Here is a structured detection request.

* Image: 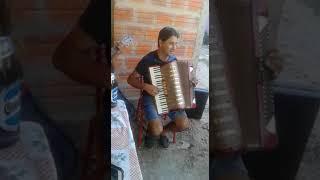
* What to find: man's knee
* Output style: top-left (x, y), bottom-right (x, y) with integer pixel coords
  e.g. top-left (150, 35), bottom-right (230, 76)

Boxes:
top-left (175, 117), bottom-right (190, 132)
top-left (147, 120), bottom-right (163, 136)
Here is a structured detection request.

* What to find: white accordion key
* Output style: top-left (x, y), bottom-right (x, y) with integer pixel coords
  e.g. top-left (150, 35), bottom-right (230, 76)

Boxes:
top-left (149, 66), bottom-right (168, 114)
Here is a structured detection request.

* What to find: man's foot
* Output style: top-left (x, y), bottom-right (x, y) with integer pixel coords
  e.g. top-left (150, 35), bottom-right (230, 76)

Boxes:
top-left (159, 135), bottom-right (169, 148)
top-left (144, 135), bottom-right (159, 148)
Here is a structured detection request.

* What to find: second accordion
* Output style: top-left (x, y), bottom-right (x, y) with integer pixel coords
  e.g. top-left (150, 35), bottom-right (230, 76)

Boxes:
top-left (211, 0), bottom-right (278, 153)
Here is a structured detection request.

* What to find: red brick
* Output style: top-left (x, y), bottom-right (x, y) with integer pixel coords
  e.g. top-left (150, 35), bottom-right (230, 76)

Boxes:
top-left (113, 24), bottom-right (126, 33)
top-left (113, 24), bottom-right (128, 41)
top-left (135, 42), bottom-right (153, 55)
top-left (126, 26), bottom-right (147, 40)
top-left (175, 15), bottom-right (197, 23)
top-left (135, 48), bottom-right (152, 56)
top-left (127, 57), bottom-right (141, 62)
top-left (181, 32), bottom-right (197, 41)
top-left (151, 0), bottom-right (168, 7)
top-left (189, 6), bottom-right (202, 11)
top-left (180, 39), bottom-right (197, 46)
top-left (126, 65), bottom-right (137, 72)
top-left (124, 28), bottom-right (145, 42)
top-left (185, 47), bottom-right (194, 57)
top-left (189, 0), bottom-right (203, 3)
top-left (135, 10), bottom-right (155, 24)
top-left (126, 57), bottom-right (141, 69)
top-left (174, 47), bottom-right (185, 56)
top-left (113, 34), bottom-right (122, 43)
top-left (170, 0), bottom-right (186, 8)
top-left (138, 17), bottom-right (155, 25)
top-left (156, 13), bottom-right (173, 25)
top-left (175, 22), bottom-right (199, 30)
top-left (174, 15), bottom-right (197, 27)
top-left (185, 47), bottom-right (194, 53)
top-left (189, 0), bottom-right (203, 7)
top-left (188, 0), bottom-right (203, 11)
top-left (114, 7), bottom-right (133, 21)
top-left (129, 0), bottom-right (145, 3)
top-left (174, 19), bottom-right (197, 29)
top-left (114, 32), bottom-right (127, 42)
top-left (145, 29), bottom-right (159, 41)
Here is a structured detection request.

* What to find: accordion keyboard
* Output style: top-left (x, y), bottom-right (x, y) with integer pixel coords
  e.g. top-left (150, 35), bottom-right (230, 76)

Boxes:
top-left (149, 66), bottom-right (169, 114)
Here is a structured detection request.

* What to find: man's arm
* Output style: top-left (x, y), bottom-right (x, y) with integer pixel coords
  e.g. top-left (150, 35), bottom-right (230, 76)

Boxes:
top-left (127, 71), bottom-right (144, 89)
top-left (52, 25), bottom-right (107, 88)
top-left (127, 70), bottom-right (158, 96)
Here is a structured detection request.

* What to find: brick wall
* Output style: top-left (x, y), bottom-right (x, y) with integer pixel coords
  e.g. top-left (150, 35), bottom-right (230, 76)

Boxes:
top-left (10, 0), bottom-right (93, 149)
top-left (112, 0), bottom-right (207, 101)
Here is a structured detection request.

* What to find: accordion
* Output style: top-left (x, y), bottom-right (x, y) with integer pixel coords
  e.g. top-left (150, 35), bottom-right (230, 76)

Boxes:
top-left (149, 61), bottom-right (195, 114)
top-left (211, 0), bottom-right (278, 152)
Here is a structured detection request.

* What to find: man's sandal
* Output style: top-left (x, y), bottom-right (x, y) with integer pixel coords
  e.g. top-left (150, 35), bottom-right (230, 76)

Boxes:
top-left (144, 135), bottom-right (159, 148)
top-left (159, 135), bottom-right (169, 148)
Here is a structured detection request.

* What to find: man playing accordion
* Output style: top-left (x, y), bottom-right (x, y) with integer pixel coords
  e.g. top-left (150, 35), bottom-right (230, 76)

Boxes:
top-left (127, 27), bottom-right (197, 148)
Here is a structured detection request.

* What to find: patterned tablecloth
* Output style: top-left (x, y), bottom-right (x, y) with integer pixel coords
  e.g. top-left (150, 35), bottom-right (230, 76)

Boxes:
top-left (111, 100), bottom-right (143, 180)
top-left (0, 121), bottom-right (58, 180)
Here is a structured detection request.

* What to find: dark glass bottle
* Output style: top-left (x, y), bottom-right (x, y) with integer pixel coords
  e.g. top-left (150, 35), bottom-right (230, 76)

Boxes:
top-left (0, 0), bottom-right (23, 148)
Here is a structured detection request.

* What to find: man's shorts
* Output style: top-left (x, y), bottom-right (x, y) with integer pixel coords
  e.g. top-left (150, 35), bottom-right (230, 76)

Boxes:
top-left (142, 95), bottom-right (187, 122)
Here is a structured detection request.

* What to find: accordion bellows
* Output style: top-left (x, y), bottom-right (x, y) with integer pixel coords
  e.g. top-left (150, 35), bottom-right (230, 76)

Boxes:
top-left (211, 0), bottom-right (277, 153)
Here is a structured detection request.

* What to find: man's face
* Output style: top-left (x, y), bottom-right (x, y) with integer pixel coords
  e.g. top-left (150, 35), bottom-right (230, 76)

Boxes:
top-left (159, 36), bottom-right (178, 56)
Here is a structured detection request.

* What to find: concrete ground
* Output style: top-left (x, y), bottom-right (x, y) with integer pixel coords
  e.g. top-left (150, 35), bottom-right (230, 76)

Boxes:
top-left (135, 45), bottom-right (209, 180)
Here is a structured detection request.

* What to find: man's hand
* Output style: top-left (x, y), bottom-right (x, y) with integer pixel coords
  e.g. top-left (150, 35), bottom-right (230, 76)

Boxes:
top-left (113, 41), bottom-right (126, 55)
top-left (112, 41), bottom-right (126, 70)
top-left (143, 83), bottom-right (158, 96)
top-left (264, 49), bottom-right (284, 79)
top-left (190, 76), bottom-right (198, 87)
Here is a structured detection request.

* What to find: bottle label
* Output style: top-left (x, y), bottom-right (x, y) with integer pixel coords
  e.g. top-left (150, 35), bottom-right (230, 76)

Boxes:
top-left (111, 87), bottom-right (118, 104)
top-left (0, 80), bottom-right (21, 132)
top-left (0, 36), bottom-right (14, 61)
top-left (111, 73), bottom-right (118, 104)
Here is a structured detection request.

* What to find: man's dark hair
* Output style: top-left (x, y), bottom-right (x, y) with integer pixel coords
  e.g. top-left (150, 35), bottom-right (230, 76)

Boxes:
top-left (158, 26), bottom-right (180, 47)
